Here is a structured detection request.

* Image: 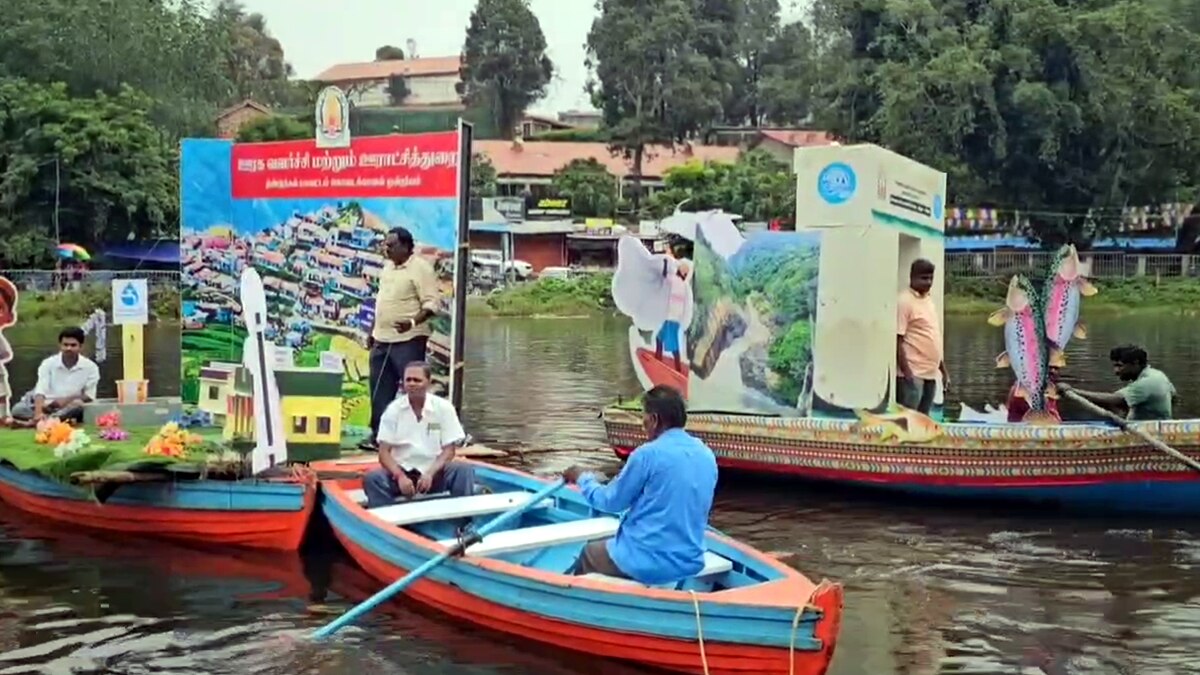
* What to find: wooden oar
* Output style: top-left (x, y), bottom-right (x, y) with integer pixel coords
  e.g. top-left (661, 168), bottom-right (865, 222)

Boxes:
top-left (309, 477), bottom-right (568, 640)
top-left (1060, 388), bottom-right (1200, 473)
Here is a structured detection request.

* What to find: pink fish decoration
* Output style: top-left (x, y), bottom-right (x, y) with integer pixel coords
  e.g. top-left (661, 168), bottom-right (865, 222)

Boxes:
top-left (988, 275), bottom-right (1059, 424)
top-left (1042, 245), bottom-right (1097, 367)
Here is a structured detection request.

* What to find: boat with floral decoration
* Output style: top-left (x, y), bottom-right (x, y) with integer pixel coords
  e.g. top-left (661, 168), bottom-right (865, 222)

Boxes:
top-left (0, 417), bottom-right (316, 550)
top-left (602, 145), bottom-right (1200, 516)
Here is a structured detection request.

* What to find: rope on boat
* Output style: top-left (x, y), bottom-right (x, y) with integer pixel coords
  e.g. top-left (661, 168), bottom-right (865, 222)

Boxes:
top-left (689, 589), bottom-right (811, 675)
top-left (687, 590), bottom-right (711, 675)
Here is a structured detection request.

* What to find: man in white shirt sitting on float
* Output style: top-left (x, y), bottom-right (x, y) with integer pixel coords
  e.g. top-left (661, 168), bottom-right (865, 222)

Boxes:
top-left (362, 361), bottom-right (475, 508)
top-left (10, 326), bottom-right (100, 426)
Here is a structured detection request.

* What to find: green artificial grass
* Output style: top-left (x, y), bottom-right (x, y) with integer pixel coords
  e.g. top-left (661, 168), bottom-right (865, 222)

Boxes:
top-left (0, 425), bottom-right (236, 484)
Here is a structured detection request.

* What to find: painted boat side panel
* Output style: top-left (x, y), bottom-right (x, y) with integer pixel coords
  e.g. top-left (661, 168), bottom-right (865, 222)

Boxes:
top-left (332, 527), bottom-right (842, 675)
top-left (0, 466), bottom-right (315, 550)
top-left (0, 465), bottom-right (307, 511)
top-left (613, 446), bottom-right (1200, 515)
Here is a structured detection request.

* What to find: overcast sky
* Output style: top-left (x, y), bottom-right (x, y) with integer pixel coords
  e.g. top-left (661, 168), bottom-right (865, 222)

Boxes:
top-left (239, 0), bottom-right (810, 115)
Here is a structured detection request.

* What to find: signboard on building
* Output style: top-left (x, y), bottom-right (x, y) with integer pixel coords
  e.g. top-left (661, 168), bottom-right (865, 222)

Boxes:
top-left (493, 197), bottom-right (526, 223)
top-left (526, 196), bottom-right (571, 219)
top-left (111, 279), bottom-right (149, 325)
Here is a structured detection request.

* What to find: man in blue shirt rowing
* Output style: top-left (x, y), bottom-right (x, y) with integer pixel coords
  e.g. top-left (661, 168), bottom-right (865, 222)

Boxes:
top-left (562, 385), bottom-right (718, 585)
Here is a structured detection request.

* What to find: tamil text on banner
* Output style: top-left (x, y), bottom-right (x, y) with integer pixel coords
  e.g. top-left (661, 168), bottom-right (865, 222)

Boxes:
top-left (179, 132), bottom-right (462, 436)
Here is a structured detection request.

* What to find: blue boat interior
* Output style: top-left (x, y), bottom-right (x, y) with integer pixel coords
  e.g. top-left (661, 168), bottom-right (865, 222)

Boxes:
top-left (346, 466), bottom-right (785, 593)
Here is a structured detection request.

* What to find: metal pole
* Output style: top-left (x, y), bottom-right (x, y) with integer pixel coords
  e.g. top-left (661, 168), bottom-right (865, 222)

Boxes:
top-left (54, 157), bottom-right (61, 244)
top-left (450, 120), bottom-right (474, 414)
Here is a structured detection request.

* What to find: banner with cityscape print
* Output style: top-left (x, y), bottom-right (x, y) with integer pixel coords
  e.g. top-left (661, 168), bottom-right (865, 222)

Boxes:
top-left (180, 132), bottom-right (462, 433)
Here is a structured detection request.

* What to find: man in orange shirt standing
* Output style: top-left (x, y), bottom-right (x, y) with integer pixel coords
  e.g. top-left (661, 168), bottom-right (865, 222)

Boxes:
top-left (896, 258), bottom-right (949, 414)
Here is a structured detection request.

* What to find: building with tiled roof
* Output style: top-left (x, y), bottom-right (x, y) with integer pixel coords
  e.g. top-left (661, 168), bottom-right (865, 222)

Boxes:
top-left (475, 139), bottom-right (742, 195)
top-left (314, 56), bottom-right (462, 108)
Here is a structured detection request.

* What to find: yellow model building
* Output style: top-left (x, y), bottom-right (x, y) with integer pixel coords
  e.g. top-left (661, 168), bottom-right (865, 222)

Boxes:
top-left (223, 364), bottom-right (344, 461)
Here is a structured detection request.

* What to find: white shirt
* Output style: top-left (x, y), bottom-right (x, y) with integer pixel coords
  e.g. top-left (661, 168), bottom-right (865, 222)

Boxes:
top-left (377, 393), bottom-right (465, 470)
top-left (34, 353), bottom-right (100, 401)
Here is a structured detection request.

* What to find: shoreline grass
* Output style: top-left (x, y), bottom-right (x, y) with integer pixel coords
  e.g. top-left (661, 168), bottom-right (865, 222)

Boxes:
top-left (479, 274), bottom-right (1200, 319)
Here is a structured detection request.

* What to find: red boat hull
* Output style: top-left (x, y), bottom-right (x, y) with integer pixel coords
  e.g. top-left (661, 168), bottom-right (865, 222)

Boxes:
top-left (0, 465), bottom-right (316, 551)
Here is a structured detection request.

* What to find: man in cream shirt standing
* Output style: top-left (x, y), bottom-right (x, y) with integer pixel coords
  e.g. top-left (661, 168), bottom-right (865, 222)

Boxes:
top-left (362, 361), bottom-right (475, 508)
top-left (364, 226), bottom-right (441, 450)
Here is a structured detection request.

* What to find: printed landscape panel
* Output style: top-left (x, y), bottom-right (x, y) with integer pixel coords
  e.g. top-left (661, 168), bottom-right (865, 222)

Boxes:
top-left (611, 217), bottom-right (822, 416)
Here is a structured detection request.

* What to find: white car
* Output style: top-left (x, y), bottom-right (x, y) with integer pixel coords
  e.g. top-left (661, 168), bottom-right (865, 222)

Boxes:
top-left (472, 250), bottom-right (533, 279)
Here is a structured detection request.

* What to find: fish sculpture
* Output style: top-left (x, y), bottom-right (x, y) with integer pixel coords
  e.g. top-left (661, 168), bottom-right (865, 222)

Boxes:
top-left (1042, 244), bottom-right (1097, 367)
top-left (853, 406), bottom-right (945, 444)
top-left (988, 275), bottom-right (1059, 424)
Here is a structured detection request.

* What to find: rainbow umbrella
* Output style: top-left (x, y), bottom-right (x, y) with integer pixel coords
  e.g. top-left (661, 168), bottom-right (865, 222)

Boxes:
top-left (56, 243), bottom-right (91, 261)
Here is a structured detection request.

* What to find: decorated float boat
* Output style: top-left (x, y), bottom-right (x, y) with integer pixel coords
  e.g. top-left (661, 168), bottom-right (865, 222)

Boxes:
top-left (320, 459), bottom-right (843, 675)
top-left (0, 413), bottom-right (317, 551)
top-left (601, 144), bottom-right (1200, 515)
top-left (0, 270), bottom-right (320, 550)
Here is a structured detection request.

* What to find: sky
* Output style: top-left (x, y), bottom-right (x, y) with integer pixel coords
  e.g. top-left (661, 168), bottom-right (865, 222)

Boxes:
top-left (239, 0), bottom-right (810, 116)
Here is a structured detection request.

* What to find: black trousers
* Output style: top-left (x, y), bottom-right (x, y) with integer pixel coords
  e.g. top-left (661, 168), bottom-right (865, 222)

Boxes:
top-left (368, 336), bottom-right (429, 440)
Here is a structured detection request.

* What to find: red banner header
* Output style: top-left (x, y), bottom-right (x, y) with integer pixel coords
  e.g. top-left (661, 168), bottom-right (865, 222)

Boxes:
top-left (230, 131), bottom-right (460, 200)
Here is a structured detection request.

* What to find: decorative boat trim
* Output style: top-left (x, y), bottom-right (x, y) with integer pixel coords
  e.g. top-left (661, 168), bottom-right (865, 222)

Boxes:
top-left (602, 406), bottom-right (1200, 490)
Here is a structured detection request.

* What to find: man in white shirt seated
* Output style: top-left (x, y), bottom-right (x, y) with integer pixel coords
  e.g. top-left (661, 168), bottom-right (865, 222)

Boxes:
top-left (362, 361), bottom-right (475, 508)
top-left (10, 327), bottom-right (100, 426)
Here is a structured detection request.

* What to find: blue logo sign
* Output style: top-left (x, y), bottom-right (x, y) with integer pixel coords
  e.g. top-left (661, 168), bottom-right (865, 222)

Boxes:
top-left (817, 162), bottom-right (857, 205)
top-left (932, 194), bottom-right (944, 222)
top-left (120, 282), bottom-right (140, 307)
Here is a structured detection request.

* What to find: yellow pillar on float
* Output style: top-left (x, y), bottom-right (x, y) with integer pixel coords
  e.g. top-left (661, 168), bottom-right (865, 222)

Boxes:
top-left (112, 279), bottom-right (150, 403)
top-left (123, 324), bottom-right (144, 381)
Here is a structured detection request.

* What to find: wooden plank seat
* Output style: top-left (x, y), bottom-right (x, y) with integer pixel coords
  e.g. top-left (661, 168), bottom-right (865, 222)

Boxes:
top-left (369, 491), bottom-right (551, 526)
top-left (436, 516), bottom-right (621, 556)
top-left (578, 551), bottom-right (734, 587)
top-left (346, 489), bottom-right (448, 506)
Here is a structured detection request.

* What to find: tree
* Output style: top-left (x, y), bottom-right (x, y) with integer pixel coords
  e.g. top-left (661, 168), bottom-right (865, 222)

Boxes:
top-left (0, 0), bottom-right (232, 135)
top-left (812, 0), bottom-right (1200, 245)
top-left (0, 79), bottom-right (178, 267)
top-left (375, 45), bottom-right (406, 60)
top-left (758, 21), bottom-right (817, 125)
top-left (587, 0), bottom-right (725, 212)
top-left (649, 150), bottom-right (794, 220)
top-left (386, 76), bottom-right (410, 106)
top-left (471, 152), bottom-right (499, 201)
top-left (458, 0), bottom-right (553, 139)
top-left (236, 115), bottom-right (312, 143)
top-left (551, 159), bottom-right (619, 218)
top-left (211, 0), bottom-right (303, 108)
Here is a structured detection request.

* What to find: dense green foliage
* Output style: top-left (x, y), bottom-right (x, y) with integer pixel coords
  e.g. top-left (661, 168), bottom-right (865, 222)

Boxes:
top-left (0, 0), bottom-right (301, 268)
top-left (459, 0), bottom-right (554, 140)
top-left (551, 159), bottom-right (620, 218)
top-left (810, 0), bottom-right (1200, 244)
top-left (0, 81), bottom-right (180, 267)
top-left (483, 274), bottom-right (615, 316)
top-left (649, 150), bottom-right (794, 220)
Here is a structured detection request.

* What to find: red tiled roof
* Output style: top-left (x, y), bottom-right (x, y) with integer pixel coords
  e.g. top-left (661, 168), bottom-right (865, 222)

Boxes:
top-left (314, 56), bottom-right (462, 83)
top-left (215, 100), bottom-right (271, 120)
top-left (759, 129), bottom-right (835, 147)
top-left (475, 140), bottom-right (742, 179)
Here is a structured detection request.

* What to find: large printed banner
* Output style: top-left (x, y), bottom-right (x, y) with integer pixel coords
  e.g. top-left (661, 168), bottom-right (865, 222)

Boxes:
top-left (180, 132), bottom-right (463, 430)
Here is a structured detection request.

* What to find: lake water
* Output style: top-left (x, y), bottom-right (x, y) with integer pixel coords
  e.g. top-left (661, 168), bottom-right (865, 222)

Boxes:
top-left (1, 314), bottom-right (1198, 674)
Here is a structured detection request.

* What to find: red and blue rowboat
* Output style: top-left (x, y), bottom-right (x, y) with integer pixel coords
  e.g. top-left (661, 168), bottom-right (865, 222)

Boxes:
top-left (320, 459), bottom-right (843, 675)
top-left (0, 465), bottom-right (316, 551)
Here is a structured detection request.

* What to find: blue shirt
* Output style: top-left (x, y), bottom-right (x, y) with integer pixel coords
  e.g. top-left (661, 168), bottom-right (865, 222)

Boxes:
top-left (577, 428), bottom-right (718, 585)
